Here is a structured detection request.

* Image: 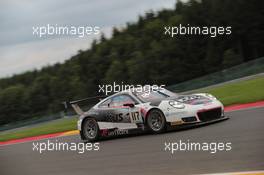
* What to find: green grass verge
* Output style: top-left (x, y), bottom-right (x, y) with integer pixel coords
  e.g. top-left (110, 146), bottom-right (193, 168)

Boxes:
top-left (0, 118), bottom-right (77, 142)
top-left (0, 76), bottom-right (263, 142)
top-left (197, 76), bottom-right (264, 106)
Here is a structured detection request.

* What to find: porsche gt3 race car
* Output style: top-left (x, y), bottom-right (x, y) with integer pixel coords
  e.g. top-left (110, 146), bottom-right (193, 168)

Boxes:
top-left (67, 86), bottom-right (228, 142)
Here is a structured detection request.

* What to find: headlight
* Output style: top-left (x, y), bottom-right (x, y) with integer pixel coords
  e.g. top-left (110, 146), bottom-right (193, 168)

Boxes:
top-left (205, 93), bottom-right (217, 100)
top-left (169, 101), bottom-right (185, 109)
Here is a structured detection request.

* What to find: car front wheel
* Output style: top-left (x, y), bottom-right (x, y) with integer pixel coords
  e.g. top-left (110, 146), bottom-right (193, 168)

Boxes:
top-left (146, 109), bottom-right (166, 133)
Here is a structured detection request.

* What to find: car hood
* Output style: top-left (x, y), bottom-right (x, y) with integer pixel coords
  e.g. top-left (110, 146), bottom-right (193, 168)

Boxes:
top-left (149, 95), bottom-right (212, 106)
top-left (171, 95), bottom-right (212, 105)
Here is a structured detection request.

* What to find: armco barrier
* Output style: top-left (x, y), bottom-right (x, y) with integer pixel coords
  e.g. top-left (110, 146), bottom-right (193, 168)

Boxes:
top-left (168, 57), bottom-right (264, 92)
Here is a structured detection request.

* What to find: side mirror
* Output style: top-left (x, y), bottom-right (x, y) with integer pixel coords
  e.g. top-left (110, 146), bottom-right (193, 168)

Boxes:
top-left (123, 103), bottom-right (135, 108)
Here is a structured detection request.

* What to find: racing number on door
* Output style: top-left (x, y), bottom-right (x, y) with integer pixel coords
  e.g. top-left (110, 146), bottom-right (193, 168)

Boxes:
top-left (131, 111), bottom-right (139, 121)
top-left (130, 111), bottom-right (141, 123)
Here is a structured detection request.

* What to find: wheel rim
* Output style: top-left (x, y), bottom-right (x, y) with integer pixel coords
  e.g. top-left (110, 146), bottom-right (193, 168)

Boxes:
top-left (148, 111), bottom-right (164, 131)
top-left (84, 119), bottom-right (98, 139)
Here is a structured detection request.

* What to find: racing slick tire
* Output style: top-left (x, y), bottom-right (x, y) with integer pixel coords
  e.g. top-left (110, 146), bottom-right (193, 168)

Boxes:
top-left (146, 109), bottom-right (166, 134)
top-left (81, 118), bottom-right (100, 142)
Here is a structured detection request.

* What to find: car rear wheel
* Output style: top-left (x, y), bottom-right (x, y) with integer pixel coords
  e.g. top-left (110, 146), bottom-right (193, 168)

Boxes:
top-left (146, 109), bottom-right (166, 133)
top-left (82, 118), bottom-right (100, 142)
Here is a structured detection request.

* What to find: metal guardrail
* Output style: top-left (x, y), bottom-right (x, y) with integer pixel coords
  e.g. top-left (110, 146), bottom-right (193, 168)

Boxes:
top-left (168, 57), bottom-right (264, 93)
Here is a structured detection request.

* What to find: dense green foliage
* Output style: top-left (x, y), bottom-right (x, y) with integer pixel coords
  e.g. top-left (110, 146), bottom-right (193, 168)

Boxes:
top-left (0, 0), bottom-right (264, 126)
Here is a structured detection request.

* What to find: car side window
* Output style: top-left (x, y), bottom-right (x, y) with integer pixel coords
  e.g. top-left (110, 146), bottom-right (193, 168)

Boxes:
top-left (109, 95), bottom-right (136, 108)
top-left (98, 99), bottom-right (111, 108)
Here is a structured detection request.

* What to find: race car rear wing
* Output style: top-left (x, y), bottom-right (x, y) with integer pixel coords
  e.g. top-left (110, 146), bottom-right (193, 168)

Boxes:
top-left (63, 96), bottom-right (108, 115)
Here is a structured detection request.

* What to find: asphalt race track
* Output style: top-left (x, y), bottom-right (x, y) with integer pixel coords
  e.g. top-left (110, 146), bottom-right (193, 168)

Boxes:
top-left (1, 107), bottom-right (263, 175)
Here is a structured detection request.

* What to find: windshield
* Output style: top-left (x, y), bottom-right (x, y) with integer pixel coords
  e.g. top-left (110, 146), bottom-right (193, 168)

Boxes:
top-left (133, 88), bottom-right (177, 102)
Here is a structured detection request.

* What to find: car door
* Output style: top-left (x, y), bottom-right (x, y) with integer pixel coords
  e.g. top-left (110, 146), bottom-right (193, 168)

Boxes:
top-left (98, 94), bottom-right (143, 124)
top-left (110, 94), bottom-right (143, 124)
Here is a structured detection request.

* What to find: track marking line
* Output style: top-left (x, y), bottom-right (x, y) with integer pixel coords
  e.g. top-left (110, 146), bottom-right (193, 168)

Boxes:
top-left (200, 170), bottom-right (264, 175)
top-left (224, 101), bottom-right (264, 112)
top-left (60, 130), bottom-right (79, 136)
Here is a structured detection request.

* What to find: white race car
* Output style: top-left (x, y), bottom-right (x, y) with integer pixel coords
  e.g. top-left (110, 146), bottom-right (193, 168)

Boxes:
top-left (68, 87), bottom-right (228, 141)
